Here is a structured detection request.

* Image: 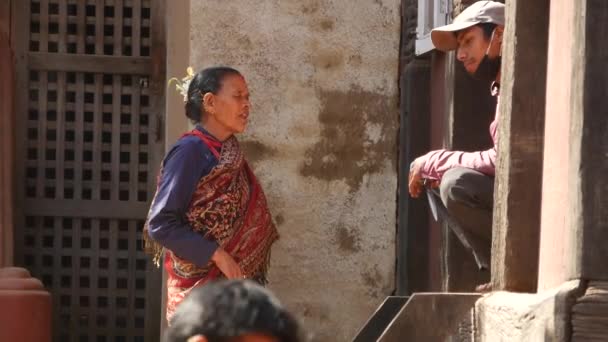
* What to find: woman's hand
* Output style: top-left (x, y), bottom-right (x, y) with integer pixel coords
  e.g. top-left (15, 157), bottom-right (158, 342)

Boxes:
top-left (211, 248), bottom-right (244, 279)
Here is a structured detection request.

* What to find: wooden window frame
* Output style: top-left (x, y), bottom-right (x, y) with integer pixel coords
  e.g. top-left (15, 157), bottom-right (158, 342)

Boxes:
top-left (416, 0), bottom-right (451, 55)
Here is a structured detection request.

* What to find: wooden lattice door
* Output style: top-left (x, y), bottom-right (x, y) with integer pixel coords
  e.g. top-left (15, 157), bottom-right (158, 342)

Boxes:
top-left (11, 0), bottom-right (166, 341)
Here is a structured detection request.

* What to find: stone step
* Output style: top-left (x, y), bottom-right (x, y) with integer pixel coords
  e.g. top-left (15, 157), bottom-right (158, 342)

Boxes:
top-left (0, 267), bottom-right (52, 342)
top-left (354, 293), bottom-right (480, 342)
top-left (352, 296), bottom-right (409, 342)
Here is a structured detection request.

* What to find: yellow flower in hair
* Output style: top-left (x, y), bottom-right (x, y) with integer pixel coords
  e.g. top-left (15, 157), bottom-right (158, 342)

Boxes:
top-left (168, 67), bottom-right (195, 102)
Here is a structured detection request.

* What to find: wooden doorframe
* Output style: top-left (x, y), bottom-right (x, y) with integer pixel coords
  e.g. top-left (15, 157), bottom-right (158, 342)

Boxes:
top-left (0, 0), bottom-right (15, 267)
top-left (9, 0), bottom-right (168, 339)
top-left (10, 0), bottom-right (29, 274)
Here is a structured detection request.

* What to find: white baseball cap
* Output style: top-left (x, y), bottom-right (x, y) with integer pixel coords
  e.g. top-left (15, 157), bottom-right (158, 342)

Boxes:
top-left (431, 1), bottom-right (505, 52)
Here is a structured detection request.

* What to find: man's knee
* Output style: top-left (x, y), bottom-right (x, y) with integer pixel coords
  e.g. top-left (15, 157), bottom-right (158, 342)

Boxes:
top-left (440, 168), bottom-right (470, 204)
top-left (440, 167), bottom-right (494, 208)
top-left (439, 168), bottom-right (494, 242)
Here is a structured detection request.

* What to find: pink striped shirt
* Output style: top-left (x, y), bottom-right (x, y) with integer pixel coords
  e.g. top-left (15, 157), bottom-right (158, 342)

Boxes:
top-left (420, 94), bottom-right (499, 180)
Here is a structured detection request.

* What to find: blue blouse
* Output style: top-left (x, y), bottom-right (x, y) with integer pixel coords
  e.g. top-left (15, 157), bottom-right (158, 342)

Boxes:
top-left (146, 126), bottom-right (220, 267)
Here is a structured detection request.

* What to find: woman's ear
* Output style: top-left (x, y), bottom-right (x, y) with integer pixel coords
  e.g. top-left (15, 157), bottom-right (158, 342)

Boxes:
top-left (203, 92), bottom-right (215, 116)
top-left (186, 335), bottom-right (208, 342)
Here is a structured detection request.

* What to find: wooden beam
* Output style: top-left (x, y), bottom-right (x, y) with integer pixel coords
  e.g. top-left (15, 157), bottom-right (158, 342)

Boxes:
top-left (149, 0), bottom-right (167, 338)
top-left (23, 199), bottom-right (149, 219)
top-left (0, 0), bottom-right (9, 39)
top-left (10, 0), bottom-right (30, 269)
top-left (29, 52), bottom-right (152, 74)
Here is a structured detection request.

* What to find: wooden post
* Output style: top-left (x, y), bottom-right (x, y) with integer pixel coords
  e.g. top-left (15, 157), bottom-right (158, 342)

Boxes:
top-left (163, 0), bottom-right (190, 336)
top-left (539, 0), bottom-right (608, 289)
top-left (398, 59), bottom-right (431, 295)
top-left (491, 0), bottom-right (550, 292)
top-left (540, 1), bottom-right (608, 339)
top-left (0, 0), bottom-right (14, 267)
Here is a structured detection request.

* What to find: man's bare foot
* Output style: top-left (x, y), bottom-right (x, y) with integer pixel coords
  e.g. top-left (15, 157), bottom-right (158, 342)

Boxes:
top-left (475, 282), bottom-right (492, 293)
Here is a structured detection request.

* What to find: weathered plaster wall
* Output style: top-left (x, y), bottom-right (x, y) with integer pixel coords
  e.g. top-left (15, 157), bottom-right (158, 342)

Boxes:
top-left (476, 280), bottom-right (582, 342)
top-left (189, 1), bottom-right (401, 341)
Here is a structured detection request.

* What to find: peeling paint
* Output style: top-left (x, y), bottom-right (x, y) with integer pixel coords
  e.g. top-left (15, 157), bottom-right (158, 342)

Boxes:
top-left (311, 49), bottom-right (344, 70)
top-left (240, 140), bottom-right (277, 165)
top-left (319, 18), bottom-right (335, 31)
top-left (362, 266), bottom-right (381, 288)
top-left (362, 265), bottom-right (384, 299)
top-left (301, 1), bottom-right (321, 15)
top-left (334, 224), bottom-right (362, 253)
top-left (299, 86), bottom-right (398, 192)
top-left (274, 213), bottom-right (285, 226)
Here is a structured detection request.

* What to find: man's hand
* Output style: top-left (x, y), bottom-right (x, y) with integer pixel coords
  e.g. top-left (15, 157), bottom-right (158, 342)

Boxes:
top-left (409, 157), bottom-right (440, 198)
top-left (408, 158), bottom-right (425, 198)
top-left (211, 248), bottom-right (244, 279)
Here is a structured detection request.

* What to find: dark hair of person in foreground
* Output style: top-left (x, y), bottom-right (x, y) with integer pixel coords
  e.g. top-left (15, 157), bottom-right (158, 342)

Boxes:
top-left (164, 280), bottom-right (301, 342)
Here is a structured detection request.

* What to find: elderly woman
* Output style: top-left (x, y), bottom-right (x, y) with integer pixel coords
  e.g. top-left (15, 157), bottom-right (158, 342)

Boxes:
top-left (144, 66), bottom-right (279, 322)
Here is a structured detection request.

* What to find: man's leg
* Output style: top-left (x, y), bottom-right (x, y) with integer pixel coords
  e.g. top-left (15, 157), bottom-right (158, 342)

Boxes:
top-left (440, 167), bottom-right (494, 243)
top-left (439, 167), bottom-right (494, 290)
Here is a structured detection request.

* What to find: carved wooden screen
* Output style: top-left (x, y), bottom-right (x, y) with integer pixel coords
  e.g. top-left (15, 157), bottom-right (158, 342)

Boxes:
top-left (11, 0), bottom-right (166, 341)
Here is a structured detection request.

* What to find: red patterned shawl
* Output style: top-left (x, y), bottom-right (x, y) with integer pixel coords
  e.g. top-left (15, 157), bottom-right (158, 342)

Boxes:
top-left (144, 129), bottom-right (279, 322)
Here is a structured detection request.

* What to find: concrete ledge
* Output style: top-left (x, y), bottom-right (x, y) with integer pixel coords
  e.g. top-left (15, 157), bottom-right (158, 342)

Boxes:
top-left (0, 267), bottom-right (31, 278)
top-left (0, 290), bottom-right (52, 341)
top-left (476, 280), bottom-right (583, 342)
top-left (379, 293), bottom-right (481, 342)
top-left (572, 281), bottom-right (608, 341)
top-left (0, 267), bottom-right (52, 341)
top-left (0, 277), bottom-right (44, 290)
top-left (352, 296), bottom-right (409, 342)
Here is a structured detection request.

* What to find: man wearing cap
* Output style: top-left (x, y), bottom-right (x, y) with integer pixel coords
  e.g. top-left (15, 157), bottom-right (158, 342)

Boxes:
top-left (408, 1), bottom-right (505, 292)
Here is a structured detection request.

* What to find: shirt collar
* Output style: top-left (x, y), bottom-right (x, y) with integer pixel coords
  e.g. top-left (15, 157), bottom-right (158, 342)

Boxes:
top-left (195, 124), bottom-right (222, 144)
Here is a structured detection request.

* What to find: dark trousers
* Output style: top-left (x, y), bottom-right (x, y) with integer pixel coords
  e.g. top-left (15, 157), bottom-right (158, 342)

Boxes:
top-left (439, 167), bottom-right (494, 268)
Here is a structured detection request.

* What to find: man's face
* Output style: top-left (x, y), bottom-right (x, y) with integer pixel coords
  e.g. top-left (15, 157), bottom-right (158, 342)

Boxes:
top-left (455, 26), bottom-right (491, 75)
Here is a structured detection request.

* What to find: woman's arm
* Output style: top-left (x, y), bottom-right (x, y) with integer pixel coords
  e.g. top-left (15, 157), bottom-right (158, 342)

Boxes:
top-left (147, 137), bottom-right (219, 267)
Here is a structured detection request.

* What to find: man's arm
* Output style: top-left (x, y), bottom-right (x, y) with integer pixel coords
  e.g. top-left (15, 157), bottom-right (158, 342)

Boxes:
top-left (419, 147), bottom-right (496, 180)
top-left (415, 108), bottom-right (499, 182)
top-left (409, 146), bottom-right (496, 198)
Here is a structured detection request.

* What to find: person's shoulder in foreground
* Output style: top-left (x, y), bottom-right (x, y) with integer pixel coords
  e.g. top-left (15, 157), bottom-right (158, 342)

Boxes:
top-left (164, 280), bottom-right (301, 342)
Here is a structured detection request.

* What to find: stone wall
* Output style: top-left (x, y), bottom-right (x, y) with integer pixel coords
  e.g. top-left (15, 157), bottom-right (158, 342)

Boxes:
top-left (453, 0), bottom-right (505, 17)
top-left (453, 0), bottom-right (480, 16)
top-left (188, 1), bottom-right (401, 340)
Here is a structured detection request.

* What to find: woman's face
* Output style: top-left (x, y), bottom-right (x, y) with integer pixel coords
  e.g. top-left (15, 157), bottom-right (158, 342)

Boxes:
top-left (206, 74), bottom-right (251, 136)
